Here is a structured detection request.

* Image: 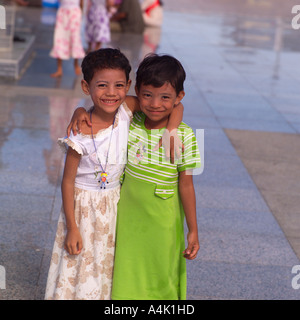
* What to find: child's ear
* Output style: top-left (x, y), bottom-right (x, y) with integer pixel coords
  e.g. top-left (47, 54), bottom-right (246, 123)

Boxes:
top-left (134, 85), bottom-right (139, 96)
top-left (175, 91), bottom-right (185, 105)
top-left (125, 79), bottom-right (132, 93)
top-left (81, 80), bottom-right (90, 96)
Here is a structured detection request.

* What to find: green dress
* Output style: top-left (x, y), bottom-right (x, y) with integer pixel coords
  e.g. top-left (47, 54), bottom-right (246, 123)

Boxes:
top-left (111, 112), bottom-right (201, 300)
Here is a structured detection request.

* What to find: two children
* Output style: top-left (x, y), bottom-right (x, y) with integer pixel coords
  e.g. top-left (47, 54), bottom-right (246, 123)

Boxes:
top-left (45, 48), bottom-right (200, 300)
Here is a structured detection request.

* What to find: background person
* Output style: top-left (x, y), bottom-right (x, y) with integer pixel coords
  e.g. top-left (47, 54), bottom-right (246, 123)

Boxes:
top-left (111, 0), bottom-right (145, 34)
top-left (141, 0), bottom-right (163, 27)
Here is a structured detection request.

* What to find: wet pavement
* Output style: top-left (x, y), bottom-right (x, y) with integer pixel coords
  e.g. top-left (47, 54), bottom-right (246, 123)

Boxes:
top-left (1, 0), bottom-right (300, 300)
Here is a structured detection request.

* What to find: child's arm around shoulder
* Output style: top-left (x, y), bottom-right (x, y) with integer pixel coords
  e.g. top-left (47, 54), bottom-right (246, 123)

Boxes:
top-left (125, 95), bottom-right (141, 114)
top-left (155, 102), bottom-right (184, 163)
top-left (65, 96), bottom-right (140, 137)
top-left (67, 107), bottom-right (92, 137)
top-left (179, 170), bottom-right (200, 260)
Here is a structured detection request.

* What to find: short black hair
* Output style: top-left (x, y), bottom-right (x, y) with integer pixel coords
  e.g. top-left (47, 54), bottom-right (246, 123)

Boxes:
top-left (135, 53), bottom-right (186, 95)
top-left (81, 48), bottom-right (132, 83)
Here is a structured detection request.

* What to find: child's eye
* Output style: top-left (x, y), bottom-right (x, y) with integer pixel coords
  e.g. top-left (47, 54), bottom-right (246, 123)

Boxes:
top-left (116, 83), bottom-right (125, 88)
top-left (143, 93), bottom-right (151, 98)
top-left (97, 83), bottom-right (106, 88)
top-left (162, 96), bottom-right (170, 100)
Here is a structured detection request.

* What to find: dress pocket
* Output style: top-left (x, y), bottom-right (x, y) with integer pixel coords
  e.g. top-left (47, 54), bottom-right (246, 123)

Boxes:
top-left (154, 185), bottom-right (175, 200)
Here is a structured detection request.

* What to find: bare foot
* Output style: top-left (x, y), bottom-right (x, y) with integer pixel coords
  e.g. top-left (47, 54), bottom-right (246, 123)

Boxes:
top-left (50, 71), bottom-right (63, 78)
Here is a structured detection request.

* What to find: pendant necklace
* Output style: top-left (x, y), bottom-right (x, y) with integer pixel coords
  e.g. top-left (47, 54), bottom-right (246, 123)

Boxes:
top-left (90, 108), bottom-right (116, 189)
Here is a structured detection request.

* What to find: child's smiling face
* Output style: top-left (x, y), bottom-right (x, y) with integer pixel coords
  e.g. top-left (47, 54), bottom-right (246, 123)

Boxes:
top-left (136, 82), bottom-right (184, 129)
top-left (82, 68), bottom-right (131, 116)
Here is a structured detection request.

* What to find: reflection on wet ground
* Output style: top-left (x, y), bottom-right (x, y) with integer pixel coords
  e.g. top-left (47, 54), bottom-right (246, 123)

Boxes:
top-left (1, 0), bottom-right (300, 300)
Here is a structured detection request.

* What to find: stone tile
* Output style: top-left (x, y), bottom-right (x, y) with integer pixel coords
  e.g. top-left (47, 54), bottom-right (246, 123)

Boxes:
top-left (0, 194), bottom-right (53, 220)
top-left (195, 184), bottom-right (270, 213)
top-left (200, 128), bottom-right (237, 156)
top-left (0, 217), bottom-right (52, 249)
top-left (218, 117), bottom-right (296, 133)
top-left (196, 207), bottom-right (284, 236)
top-left (0, 243), bottom-right (45, 300)
top-left (183, 115), bottom-right (220, 130)
top-left (197, 228), bottom-right (298, 266)
top-left (187, 261), bottom-right (300, 300)
top-left (194, 153), bottom-right (255, 189)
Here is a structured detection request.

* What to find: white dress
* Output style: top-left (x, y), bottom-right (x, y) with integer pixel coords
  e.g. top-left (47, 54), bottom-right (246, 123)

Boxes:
top-left (50, 0), bottom-right (85, 60)
top-left (85, 0), bottom-right (111, 44)
top-left (45, 104), bottom-right (132, 300)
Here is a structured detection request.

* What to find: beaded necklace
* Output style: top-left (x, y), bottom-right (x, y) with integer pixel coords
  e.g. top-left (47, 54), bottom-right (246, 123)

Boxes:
top-left (90, 108), bottom-right (116, 189)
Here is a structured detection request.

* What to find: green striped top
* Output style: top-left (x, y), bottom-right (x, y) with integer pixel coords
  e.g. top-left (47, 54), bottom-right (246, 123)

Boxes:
top-left (125, 112), bottom-right (201, 199)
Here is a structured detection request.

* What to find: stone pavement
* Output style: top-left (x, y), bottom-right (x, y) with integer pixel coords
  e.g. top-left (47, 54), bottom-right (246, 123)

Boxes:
top-left (0, 0), bottom-right (300, 300)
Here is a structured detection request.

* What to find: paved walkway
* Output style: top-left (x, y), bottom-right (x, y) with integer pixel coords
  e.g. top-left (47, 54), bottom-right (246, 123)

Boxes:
top-left (0, 0), bottom-right (300, 300)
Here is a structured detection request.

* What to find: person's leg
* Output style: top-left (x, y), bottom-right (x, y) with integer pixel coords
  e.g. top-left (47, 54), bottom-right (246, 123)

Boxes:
top-left (74, 59), bottom-right (82, 75)
top-left (86, 42), bottom-right (92, 54)
top-left (94, 41), bottom-right (102, 51)
top-left (50, 58), bottom-right (63, 78)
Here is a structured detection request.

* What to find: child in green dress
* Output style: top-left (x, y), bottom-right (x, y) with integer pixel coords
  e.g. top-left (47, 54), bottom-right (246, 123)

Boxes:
top-left (111, 54), bottom-right (201, 300)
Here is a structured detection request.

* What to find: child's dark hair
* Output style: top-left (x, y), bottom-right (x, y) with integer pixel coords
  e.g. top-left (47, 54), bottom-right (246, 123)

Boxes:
top-left (81, 48), bottom-right (132, 83)
top-left (135, 53), bottom-right (186, 95)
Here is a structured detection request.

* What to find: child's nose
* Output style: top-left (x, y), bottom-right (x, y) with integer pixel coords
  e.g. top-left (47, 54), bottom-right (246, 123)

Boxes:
top-left (151, 97), bottom-right (160, 108)
top-left (107, 85), bottom-right (116, 95)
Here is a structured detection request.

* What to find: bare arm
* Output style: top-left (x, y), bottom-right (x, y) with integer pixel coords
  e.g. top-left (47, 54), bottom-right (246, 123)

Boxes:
top-left (166, 102), bottom-right (184, 132)
top-left (66, 95), bottom-right (139, 137)
top-left (66, 107), bottom-right (91, 137)
top-left (125, 95), bottom-right (141, 114)
top-left (178, 170), bottom-right (199, 260)
top-left (155, 102), bottom-right (184, 163)
top-left (61, 147), bottom-right (83, 255)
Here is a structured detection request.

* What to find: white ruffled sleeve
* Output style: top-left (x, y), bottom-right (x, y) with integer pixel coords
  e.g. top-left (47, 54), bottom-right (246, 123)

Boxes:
top-left (57, 131), bottom-right (86, 155)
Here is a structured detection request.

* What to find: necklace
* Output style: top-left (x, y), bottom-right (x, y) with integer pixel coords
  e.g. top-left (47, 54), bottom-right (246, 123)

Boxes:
top-left (90, 108), bottom-right (116, 189)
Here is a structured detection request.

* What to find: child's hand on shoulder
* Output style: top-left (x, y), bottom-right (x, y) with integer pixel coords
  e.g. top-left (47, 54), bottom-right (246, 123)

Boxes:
top-left (154, 129), bottom-right (184, 164)
top-left (183, 231), bottom-right (199, 260)
top-left (67, 107), bottom-right (91, 137)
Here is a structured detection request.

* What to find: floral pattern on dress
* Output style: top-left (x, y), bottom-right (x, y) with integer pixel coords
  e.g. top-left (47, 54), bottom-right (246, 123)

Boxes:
top-left (45, 186), bottom-right (120, 300)
top-left (50, 7), bottom-right (85, 60)
top-left (85, 2), bottom-right (111, 44)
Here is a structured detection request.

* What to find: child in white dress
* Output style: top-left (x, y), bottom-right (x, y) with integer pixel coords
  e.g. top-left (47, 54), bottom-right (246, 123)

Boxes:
top-left (45, 48), bottom-right (136, 300)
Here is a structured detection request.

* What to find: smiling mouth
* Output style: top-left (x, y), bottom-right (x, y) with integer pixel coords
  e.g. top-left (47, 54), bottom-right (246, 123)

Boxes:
top-left (102, 99), bottom-right (119, 105)
top-left (147, 109), bottom-right (163, 113)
